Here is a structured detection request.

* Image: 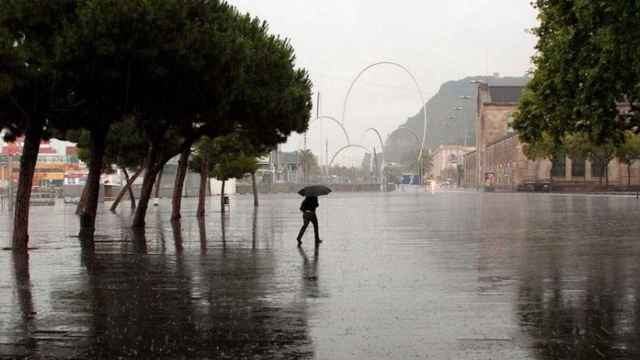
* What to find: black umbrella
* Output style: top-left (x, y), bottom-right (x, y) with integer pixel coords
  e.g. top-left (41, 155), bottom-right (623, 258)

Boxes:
top-left (298, 185), bottom-right (332, 197)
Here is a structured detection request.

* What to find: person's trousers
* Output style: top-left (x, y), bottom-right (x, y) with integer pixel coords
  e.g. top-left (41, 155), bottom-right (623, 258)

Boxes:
top-left (297, 211), bottom-right (319, 242)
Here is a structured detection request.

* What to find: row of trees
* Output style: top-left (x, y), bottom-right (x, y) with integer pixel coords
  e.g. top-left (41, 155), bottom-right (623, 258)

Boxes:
top-left (0, 0), bottom-right (313, 253)
top-left (523, 131), bottom-right (640, 185)
top-left (514, 1), bottom-right (640, 181)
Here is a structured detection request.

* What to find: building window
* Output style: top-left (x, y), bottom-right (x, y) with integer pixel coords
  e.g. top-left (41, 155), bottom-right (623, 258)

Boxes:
top-left (551, 154), bottom-right (566, 178)
top-left (571, 157), bottom-right (586, 177)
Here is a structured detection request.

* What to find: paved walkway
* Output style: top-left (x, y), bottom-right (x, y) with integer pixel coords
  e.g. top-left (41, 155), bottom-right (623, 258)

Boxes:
top-left (1, 192), bottom-right (640, 359)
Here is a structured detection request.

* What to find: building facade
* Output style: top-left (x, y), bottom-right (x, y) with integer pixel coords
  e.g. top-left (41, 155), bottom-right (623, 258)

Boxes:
top-left (464, 82), bottom-right (640, 190)
top-left (1, 140), bottom-right (67, 187)
top-left (430, 144), bottom-right (474, 182)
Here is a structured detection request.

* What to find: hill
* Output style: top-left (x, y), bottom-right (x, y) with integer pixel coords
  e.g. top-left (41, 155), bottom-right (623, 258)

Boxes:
top-left (384, 75), bottom-right (529, 162)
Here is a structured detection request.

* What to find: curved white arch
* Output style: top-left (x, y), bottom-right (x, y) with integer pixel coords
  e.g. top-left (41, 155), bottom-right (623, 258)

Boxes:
top-left (328, 144), bottom-right (370, 168)
top-left (341, 61), bottom-right (428, 161)
top-left (363, 127), bottom-right (385, 152)
top-left (310, 115), bottom-right (351, 145)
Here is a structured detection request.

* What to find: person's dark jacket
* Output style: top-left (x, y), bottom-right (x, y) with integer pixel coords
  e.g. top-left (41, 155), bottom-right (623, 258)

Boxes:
top-left (300, 196), bottom-right (319, 212)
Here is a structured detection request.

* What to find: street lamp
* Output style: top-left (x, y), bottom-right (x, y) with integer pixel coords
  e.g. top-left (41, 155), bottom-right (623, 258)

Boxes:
top-left (470, 80), bottom-right (487, 189)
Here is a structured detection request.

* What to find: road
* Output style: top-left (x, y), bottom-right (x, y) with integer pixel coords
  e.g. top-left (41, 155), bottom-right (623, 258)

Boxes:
top-left (1, 192), bottom-right (639, 359)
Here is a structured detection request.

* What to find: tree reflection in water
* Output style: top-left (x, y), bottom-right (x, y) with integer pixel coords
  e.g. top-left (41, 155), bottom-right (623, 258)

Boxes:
top-left (7, 210), bottom-right (316, 359)
top-left (516, 196), bottom-right (640, 359)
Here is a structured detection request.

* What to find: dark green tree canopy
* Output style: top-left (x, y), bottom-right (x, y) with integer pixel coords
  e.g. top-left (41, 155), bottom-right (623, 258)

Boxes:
top-left (68, 117), bottom-right (147, 171)
top-left (514, 0), bottom-right (640, 146)
top-left (0, 0), bottom-right (77, 140)
top-left (228, 16), bottom-right (313, 149)
top-left (212, 134), bottom-right (258, 181)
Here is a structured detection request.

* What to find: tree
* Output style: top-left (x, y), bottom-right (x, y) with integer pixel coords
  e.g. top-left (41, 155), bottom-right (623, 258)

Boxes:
top-left (565, 133), bottom-right (617, 185)
top-left (0, 0), bottom-right (77, 252)
top-left (298, 149), bottom-right (320, 183)
top-left (209, 134), bottom-right (258, 214)
top-left (189, 137), bottom-right (216, 218)
top-left (401, 148), bottom-right (433, 178)
top-left (522, 132), bottom-right (561, 161)
top-left (127, 0), bottom-right (249, 228)
top-left (68, 117), bottom-right (147, 212)
top-left (513, 1), bottom-right (640, 147)
top-left (616, 131), bottom-right (640, 186)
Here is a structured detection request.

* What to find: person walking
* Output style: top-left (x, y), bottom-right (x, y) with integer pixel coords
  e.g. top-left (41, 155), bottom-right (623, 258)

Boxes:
top-left (297, 196), bottom-right (321, 246)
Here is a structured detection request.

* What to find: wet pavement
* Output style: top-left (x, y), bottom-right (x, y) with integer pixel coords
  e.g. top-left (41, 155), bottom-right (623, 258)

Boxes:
top-left (1, 192), bottom-right (640, 359)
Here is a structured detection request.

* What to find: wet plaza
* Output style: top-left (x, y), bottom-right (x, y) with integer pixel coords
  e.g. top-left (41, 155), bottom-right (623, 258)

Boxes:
top-left (1, 192), bottom-right (640, 359)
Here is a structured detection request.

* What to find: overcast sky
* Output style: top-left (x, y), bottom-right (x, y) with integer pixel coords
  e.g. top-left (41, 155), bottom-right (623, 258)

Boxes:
top-left (229, 0), bottom-right (538, 166)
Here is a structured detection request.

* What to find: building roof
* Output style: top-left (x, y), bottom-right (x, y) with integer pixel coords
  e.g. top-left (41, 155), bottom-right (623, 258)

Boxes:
top-left (488, 86), bottom-right (524, 104)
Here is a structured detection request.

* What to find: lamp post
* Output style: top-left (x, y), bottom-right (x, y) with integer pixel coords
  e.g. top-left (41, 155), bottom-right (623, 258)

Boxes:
top-left (470, 80), bottom-right (488, 189)
top-left (458, 95), bottom-right (471, 146)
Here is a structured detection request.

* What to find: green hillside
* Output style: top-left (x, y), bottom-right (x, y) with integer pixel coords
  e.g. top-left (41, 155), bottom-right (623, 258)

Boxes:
top-left (384, 75), bottom-right (528, 162)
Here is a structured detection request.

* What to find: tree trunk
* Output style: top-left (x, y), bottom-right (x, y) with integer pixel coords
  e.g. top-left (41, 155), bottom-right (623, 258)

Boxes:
top-left (628, 163), bottom-right (632, 187)
top-left (79, 129), bottom-right (108, 239)
top-left (110, 167), bottom-right (142, 212)
top-left (196, 153), bottom-right (208, 218)
top-left (75, 183), bottom-right (89, 215)
top-left (170, 148), bottom-right (190, 221)
top-left (12, 122), bottom-right (43, 253)
top-left (155, 166), bottom-right (164, 197)
top-left (123, 168), bottom-right (137, 209)
top-left (251, 172), bottom-right (259, 207)
top-left (131, 146), bottom-right (161, 229)
top-left (605, 163), bottom-right (609, 186)
top-left (220, 180), bottom-right (226, 213)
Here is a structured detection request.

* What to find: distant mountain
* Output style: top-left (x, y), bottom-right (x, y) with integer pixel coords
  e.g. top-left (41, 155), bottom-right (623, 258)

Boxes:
top-left (384, 75), bottom-right (529, 162)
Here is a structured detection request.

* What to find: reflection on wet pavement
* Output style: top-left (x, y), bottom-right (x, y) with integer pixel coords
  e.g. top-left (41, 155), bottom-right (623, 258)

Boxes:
top-left (1, 193), bottom-right (639, 359)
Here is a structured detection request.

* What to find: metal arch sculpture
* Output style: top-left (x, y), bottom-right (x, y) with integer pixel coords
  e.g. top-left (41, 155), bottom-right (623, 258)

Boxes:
top-left (310, 115), bottom-right (351, 145)
top-left (341, 61), bottom-right (429, 158)
top-left (328, 144), bottom-right (371, 169)
top-left (363, 128), bottom-right (385, 152)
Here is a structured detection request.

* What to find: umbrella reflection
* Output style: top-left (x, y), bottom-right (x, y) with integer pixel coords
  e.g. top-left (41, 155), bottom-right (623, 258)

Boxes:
top-left (297, 246), bottom-right (325, 299)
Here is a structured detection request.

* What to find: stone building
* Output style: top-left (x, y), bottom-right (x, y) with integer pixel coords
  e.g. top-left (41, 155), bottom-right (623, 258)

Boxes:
top-left (464, 82), bottom-right (640, 190)
top-left (430, 144), bottom-right (474, 182)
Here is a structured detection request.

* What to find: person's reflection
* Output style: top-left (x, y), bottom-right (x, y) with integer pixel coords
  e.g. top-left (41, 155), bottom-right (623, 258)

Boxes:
top-left (297, 246), bottom-right (323, 299)
top-left (197, 216), bottom-right (207, 254)
top-left (171, 220), bottom-right (184, 255)
top-left (12, 252), bottom-right (36, 349)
